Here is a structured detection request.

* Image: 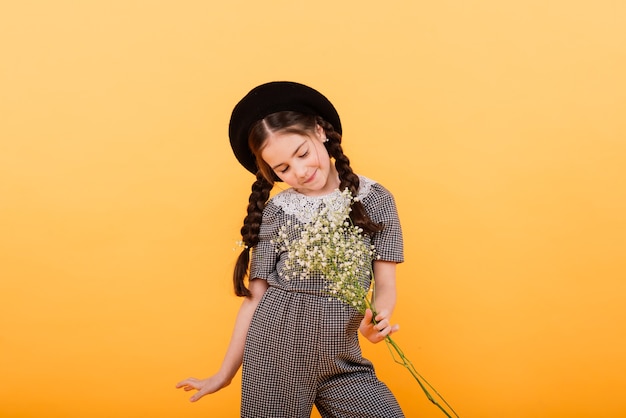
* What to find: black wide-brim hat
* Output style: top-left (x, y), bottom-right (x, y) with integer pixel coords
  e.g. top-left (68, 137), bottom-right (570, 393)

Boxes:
top-left (228, 81), bottom-right (342, 175)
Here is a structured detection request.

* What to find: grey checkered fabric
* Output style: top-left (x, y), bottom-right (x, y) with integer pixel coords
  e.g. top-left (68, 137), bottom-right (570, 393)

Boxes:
top-left (242, 177), bottom-right (405, 418)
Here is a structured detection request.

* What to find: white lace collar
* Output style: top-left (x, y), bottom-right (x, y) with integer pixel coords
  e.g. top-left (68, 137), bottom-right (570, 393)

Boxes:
top-left (271, 176), bottom-right (375, 223)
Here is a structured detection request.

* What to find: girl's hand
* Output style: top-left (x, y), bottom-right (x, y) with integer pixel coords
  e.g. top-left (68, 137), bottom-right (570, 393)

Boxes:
top-left (359, 308), bottom-right (400, 344)
top-left (175, 375), bottom-right (230, 402)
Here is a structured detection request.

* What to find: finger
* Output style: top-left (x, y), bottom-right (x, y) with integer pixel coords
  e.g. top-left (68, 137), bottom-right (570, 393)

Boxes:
top-left (374, 310), bottom-right (389, 322)
top-left (189, 389), bottom-right (202, 402)
top-left (376, 329), bottom-right (389, 341)
top-left (363, 308), bottom-right (373, 323)
top-left (383, 321), bottom-right (399, 335)
top-left (190, 387), bottom-right (210, 402)
top-left (375, 319), bottom-right (389, 332)
top-left (360, 311), bottom-right (374, 329)
top-left (176, 378), bottom-right (197, 388)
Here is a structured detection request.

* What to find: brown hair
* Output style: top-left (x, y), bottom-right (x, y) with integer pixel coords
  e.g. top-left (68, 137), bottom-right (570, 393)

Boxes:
top-left (232, 111), bottom-right (382, 297)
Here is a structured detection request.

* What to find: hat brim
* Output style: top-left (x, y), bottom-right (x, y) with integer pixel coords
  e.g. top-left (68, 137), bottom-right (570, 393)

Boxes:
top-left (228, 81), bottom-right (342, 175)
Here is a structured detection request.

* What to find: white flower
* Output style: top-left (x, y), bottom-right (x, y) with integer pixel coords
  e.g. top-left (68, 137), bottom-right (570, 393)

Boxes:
top-left (272, 188), bottom-right (377, 312)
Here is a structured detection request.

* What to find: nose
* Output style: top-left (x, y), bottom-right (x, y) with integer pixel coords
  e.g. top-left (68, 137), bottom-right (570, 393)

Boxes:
top-left (293, 162), bottom-right (308, 179)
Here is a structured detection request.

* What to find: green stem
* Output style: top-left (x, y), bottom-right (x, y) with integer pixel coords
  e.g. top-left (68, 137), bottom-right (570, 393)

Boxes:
top-left (365, 298), bottom-right (460, 418)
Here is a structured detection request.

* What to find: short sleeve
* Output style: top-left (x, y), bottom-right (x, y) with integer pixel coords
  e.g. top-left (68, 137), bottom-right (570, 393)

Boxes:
top-left (249, 201), bottom-right (281, 281)
top-left (362, 182), bottom-right (404, 263)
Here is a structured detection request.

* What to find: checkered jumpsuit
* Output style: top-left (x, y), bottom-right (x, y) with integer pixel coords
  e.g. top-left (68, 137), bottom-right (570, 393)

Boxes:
top-left (242, 176), bottom-right (405, 418)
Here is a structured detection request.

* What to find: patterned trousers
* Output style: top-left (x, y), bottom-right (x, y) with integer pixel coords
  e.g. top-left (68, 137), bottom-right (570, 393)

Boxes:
top-left (241, 286), bottom-right (404, 418)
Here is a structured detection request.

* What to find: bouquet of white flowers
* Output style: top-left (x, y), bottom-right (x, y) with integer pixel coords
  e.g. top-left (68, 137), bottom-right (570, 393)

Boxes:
top-left (272, 188), bottom-right (459, 418)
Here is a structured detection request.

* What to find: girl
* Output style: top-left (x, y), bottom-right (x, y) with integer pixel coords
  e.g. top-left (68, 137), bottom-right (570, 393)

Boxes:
top-left (177, 81), bottom-right (405, 417)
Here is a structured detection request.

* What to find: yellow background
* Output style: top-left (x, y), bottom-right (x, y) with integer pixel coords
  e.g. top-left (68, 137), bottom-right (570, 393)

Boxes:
top-left (1, 1), bottom-right (625, 417)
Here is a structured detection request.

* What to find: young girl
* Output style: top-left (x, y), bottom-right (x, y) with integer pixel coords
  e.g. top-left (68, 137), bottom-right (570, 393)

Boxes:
top-left (177, 81), bottom-right (405, 417)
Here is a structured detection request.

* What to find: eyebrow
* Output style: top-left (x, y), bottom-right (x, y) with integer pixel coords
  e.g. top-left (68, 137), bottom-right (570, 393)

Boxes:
top-left (271, 141), bottom-right (307, 170)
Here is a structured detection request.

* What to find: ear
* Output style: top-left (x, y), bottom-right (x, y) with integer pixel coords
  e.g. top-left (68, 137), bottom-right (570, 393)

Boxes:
top-left (315, 124), bottom-right (326, 142)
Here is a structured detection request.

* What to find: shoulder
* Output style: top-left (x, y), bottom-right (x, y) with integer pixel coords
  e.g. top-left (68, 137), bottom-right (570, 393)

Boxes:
top-left (257, 193), bottom-right (286, 232)
top-left (261, 195), bottom-right (283, 221)
top-left (357, 175), bottom-right (401, 225)
top-left (357, 175), bottom-right (396, 205)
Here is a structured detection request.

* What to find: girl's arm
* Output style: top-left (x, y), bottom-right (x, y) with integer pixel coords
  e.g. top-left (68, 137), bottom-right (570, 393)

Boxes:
top-left (359, 260), bottom-right (400, 344)
top-left (176, 277), bottom-right (268, 402)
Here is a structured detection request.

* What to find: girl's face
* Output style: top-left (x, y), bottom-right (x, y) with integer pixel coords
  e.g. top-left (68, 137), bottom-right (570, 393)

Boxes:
top-left (260, 124), bottom-right (339, 196)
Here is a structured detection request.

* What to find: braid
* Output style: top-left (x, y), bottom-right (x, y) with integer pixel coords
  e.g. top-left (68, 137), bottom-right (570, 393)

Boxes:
top-left (233, 172), bottom-right (273, 297)
top-left (317, 117), bottom-right (383, 235)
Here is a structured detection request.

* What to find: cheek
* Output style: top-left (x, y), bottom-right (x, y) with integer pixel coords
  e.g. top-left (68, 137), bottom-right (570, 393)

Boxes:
top-left (271, 168), bottom-right (295, 184)
top-left (314, 145), bottom-right (331, 167)
top-left (275, 172), bottom-right (289, 183)
top-left (280, 176), bottom-right (300, 188)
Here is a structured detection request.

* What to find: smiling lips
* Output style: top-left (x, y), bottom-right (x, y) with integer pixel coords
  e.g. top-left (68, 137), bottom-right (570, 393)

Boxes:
top-left (303, 170), bottom-right (317, 184)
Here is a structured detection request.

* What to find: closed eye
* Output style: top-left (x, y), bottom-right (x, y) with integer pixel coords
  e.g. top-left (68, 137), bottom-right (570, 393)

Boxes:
top-left (278, 149), bottom-right (309, 173)
top-left (270, 140), bottom-right (310, 174)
